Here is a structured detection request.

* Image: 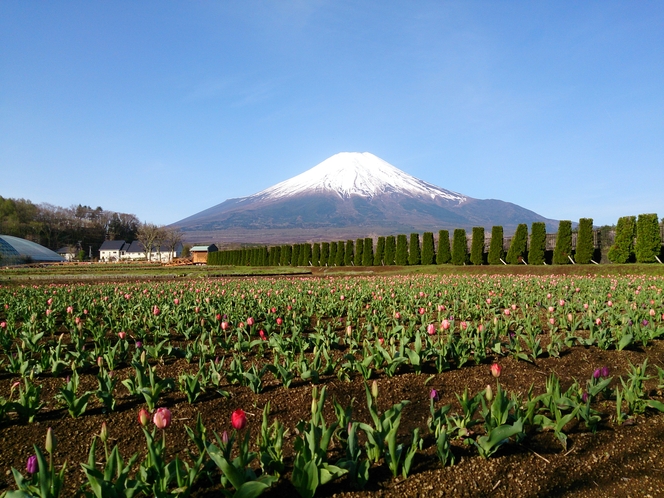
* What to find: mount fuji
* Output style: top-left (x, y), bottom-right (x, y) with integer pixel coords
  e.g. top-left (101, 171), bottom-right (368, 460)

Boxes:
top-left (173, 152), bottom-right (558, 245)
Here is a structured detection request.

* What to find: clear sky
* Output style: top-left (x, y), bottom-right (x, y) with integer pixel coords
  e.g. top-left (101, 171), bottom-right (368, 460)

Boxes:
top-left (1, 1), bottom-right (663, 227)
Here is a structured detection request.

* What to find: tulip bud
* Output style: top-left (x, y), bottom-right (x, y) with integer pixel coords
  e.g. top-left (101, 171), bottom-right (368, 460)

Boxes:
top-left (485, 384), bottom-right (493, 402)
top-left (100, 422), bottom-right (108, 443)
top-left (430, 388), bottom-right (439, 401)
top-left (371, 380), bottom-right (378, 399)
top-left (26, 455), bottom-right (38, 474)
top-left (138, 408), bottom-right (150, 427)
top-left (45, 427), bottom-right (56, 454)
top-left (221, 430), bottom-right (229, 445)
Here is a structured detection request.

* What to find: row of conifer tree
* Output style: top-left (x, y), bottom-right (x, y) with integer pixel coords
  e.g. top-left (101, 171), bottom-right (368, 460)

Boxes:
top-left (207, 214), bottom-right (662, 267)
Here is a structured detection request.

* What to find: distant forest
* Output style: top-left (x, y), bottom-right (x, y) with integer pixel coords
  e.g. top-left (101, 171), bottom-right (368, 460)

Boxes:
top-left (0, 195), bottom-right (140, 256)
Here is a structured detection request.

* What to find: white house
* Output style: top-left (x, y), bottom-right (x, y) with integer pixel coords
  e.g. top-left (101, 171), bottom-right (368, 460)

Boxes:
top-left (99, 240), bottom-right (128, 262)
top-left (123, 240), bottom-right (183, 262)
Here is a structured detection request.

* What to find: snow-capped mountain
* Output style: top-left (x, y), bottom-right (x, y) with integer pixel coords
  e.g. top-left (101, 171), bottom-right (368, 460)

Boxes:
top-left (172, 152), bottom-right (558, 245)
top-left (248, 152), bottom-right (466, 202)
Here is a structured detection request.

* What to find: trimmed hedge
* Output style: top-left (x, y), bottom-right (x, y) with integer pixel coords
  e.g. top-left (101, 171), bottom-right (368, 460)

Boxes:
top-left (488, 226), bottom-right (504, 265)
top-left (344, 240), bottom-right (354, 266)
top-left (396, 234), bottom-right (408, 265)
top-left (436, 230), bottom-right (451, 264)
top-left (506, 224), bottom-right (528, 264)
top-left (374, 236), bottom-right (385, 266)
top-left (451, 229), bottom-right (468, 265)
top-left (422, 232), bottom-right (435, 265)
top-left (384, 235), bottom-right (396, 265)
top-left (363, 238), bottom-right (374, 266)
top-left (553, 221), bottom-right (573, 265)
top-left (575, 218), bottom-right (594, 264)
top-left (528, 222), bottom-right (546, 265)
top-left (636, 213), bottom-right (661, 263)
top-left (408, 233), bottom-right (421, 266)
top-left (470, 227), bottom-right (484, 265)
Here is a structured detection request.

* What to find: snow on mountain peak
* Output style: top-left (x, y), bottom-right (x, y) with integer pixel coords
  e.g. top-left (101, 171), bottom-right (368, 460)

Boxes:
top-left (250, 152), bottom-right (467, 202)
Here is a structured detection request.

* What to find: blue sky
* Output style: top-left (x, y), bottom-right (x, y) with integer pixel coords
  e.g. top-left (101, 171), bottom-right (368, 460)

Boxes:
top-left (1, 1), bottom-right (662, 227)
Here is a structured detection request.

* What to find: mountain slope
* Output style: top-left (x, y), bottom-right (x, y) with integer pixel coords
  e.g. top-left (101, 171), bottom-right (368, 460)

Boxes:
top-left (173, 152), bottom-right (558, 244)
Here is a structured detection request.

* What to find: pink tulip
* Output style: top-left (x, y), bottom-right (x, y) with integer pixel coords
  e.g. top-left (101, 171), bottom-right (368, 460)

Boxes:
top-left (153, 306), bottom-right (160, 316)
top-left (460, 321), bottom-right (468, 330)
top-left (276, 317), bottom-right (283, 325)
top-left (231, 409), bottom-right (247, 430)
top-left (173, 298), bottom-right (179, 305)
top-left (427, 324), bottom-right (436, 335)
top-left (549, 318), bottom-right (555, 325)
top-left (259, 330), bottom-right (267, 341)
top-left (607, 301), bottom-right (613, 307)
top-left (118, 331), bottom-right (126, 340)
top-left (66, 306), bottom-right (73, 314)
top-left (221, 321), bottom-right (229, 331)
top-left (419, 307), bottom-right (426, 315)
top-left (490, 363), bottom-right (502, 378)
top-left (0, 322), bottom-right (6, 329)
top-left (153, 407), bottom-right (172, 429)
top-left (504, 309), bottom-right (511, 316)
top-left (395, 312), bottom-right (401, 320)
top-left (440, 319), bottom-right (450, 331)
top-left (247, 317), bottom-right (255, 326)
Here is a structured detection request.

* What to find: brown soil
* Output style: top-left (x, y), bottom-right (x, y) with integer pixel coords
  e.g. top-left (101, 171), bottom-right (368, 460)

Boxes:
top-left (1, 336), bottom-right (664, 497)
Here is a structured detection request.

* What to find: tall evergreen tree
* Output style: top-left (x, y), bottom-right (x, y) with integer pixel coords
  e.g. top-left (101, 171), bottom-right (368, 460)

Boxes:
top-left (281, 244), bottom-right (292, 266)
top-left (635, 213), bottom-right (661, 263)
top-left (345, 240), bottom-right (354, 266)
top-left (487, 226), bottom-right (504, 265)
top-left (408, 233), bottom-right (421, 265)
top-left (329, 241), bottom-right (338, 266)
top-left (384, 235), bottom-right (396, 265)
top-left (506, 224), bottom-right (528, 264)
top-left (470, 227), bottom-right (485, 265)
top-left (272, 246), bottom-right (281, 266)
top-left (301, 243), bottom-right (312, 266)
top-left (321, 242), bottom-right (330, 266)
top-left (312, 243), bottom-right (320, 266)
top-left (608, 216), bottom-right (636, 263)
top-left (374, 236), bottom-right (386, 265)
top-left (436, 230), bottom-right (451, 264)
top-left (528, 222), bottom-right (546, 265)
top-left (396, 234), bottom-right (408, 265)
top-left (553, 221), bottom-right (573, 264)
top-left (363, 238), bottom-right (374, 266)
top-left (336, 241), bottom-right (345, 266)
top-left (291, 244), bottom-right (300, 267)
top-left (451, 229), bottom-right (468, 265)
top-left (421, 232), bottom-right (435, 265)
top-left (355, 238), bottom-right (363, 266)
top-left (575, 218), bottom-right (594, 264)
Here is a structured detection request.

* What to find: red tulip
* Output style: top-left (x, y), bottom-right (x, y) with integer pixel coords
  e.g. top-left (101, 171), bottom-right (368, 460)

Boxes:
top-left (490, 363), bottom-right (502, 378)
top-left (231, 409), bottom-right (247, 430)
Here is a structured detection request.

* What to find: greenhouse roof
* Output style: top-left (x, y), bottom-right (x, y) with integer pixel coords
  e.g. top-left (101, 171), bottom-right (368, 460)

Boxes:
top-left (0, 235), bottom-right (65, 264)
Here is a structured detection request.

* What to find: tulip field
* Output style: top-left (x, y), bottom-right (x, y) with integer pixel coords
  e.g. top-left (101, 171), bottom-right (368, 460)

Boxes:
top-left (1, 272), bottom-right (664, 496)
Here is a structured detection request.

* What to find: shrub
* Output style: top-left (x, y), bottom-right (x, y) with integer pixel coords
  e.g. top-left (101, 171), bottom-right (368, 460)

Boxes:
top-left (451, 229), bottom-right (468, 265)
top-left (506, 224), bottom-right (528, 264)
top-left (363, 238), bottom-right (374, 266)
top-left (635, 213), bottom-right (661, 263)
top-left (575, 218), bottom-right (594, 264)
top-left (528, 222), bottom-right (546, 265)
top-left (374, 236), bottom-right (385, 265)
top-left (396, 234), bottom-right (408, 265)
top-left (422, 232), bottom-right (435, 265)
top-left (470, 227), bottom-right (484, 265)
top-left (291, 244), bottom-right (300, 267)
top-left (436, 230), bottom-right (451, 264)
top-left (281, 244), bottom-right (292, 266)
top-left (409, 233), bottom-right (421, 265)
top-left (384, 235), bottom-right (396, 265)
top-left (553, 221), bottom-right (573, 265)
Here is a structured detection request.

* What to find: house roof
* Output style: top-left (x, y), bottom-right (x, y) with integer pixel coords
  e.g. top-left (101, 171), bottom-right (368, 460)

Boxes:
top-left (99, 240), bottom-right (127, 251)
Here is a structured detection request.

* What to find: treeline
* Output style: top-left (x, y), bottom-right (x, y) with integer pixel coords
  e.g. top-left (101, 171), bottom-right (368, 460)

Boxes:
top-left (0, 195), bottom-right (140, 255)
top-left (208, 214), bottom-right (664, 267)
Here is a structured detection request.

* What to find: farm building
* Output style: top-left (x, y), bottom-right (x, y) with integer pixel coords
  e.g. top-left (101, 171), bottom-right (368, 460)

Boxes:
top-left (190, 244), bottom-right (218, 264)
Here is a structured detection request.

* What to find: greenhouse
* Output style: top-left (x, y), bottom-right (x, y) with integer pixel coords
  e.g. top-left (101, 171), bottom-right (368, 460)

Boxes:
top-left (0, 235), bottom-right (65, 265)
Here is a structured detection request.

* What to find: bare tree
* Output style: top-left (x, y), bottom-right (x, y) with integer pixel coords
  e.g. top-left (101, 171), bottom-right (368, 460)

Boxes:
top-left (164, 227), bottom-right (183, 262)
top-left (153, 226), bottom-right (167, 262)
top-left (136, 223), bottom-right (160, 262)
